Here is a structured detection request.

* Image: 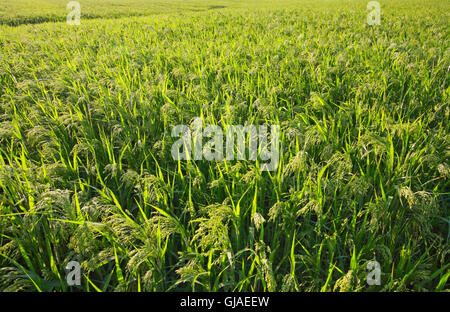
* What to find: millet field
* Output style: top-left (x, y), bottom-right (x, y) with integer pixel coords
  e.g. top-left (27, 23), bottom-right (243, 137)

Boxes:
top-left (0, 0), bottom-right (449, 292)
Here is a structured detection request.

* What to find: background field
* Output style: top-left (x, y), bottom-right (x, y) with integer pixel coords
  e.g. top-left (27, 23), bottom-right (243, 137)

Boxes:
top-left (1, 0), bottom-right (338, 26)
top-left (0, 0), bottom-right (449, 292)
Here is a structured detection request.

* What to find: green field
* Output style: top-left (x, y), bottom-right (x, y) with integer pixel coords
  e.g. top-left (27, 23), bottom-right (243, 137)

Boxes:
top-left (0, 0), bottom-right (449, 292)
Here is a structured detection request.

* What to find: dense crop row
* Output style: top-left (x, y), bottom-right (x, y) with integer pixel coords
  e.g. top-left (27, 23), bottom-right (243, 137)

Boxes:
top-left (0, 1), bottom-right (448, 291)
